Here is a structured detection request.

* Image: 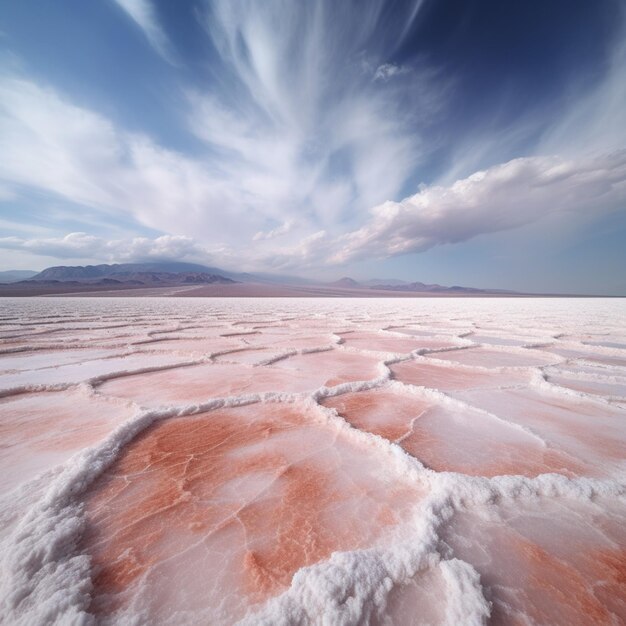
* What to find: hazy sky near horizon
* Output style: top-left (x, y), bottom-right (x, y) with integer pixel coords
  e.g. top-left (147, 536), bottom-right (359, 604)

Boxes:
top-left (0, 0), bottom-right (625, 293)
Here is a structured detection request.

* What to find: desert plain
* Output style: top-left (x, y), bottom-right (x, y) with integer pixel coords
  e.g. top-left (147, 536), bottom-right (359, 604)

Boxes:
top-left (0, 296), bottom-right (624, 625)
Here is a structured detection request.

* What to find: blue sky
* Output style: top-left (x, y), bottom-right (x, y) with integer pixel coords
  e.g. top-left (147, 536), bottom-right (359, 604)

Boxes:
top-left (0, 0), bottom-right (625, 293)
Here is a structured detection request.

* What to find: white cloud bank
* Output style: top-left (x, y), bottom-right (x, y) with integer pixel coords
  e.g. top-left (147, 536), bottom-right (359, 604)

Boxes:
top-left (232, 150), bottom-right (625, 269)
top-left (329, 150), bottom-right (626, 264)
top-left (0, 233), bottom-right (210, 264)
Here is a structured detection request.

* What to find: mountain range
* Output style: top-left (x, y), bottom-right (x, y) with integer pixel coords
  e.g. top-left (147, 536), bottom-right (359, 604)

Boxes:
top-left (30, 262), bottom-right (231, 281)
top-left (0, 262), bottom-right (527, 296)
top-left (327, 276), bottom-right (514, 294)
top-left (27, 262), bottom-right (233, 285)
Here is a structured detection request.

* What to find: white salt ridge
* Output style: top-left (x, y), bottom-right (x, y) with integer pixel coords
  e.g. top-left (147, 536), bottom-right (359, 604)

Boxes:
top-left (0, 297), bottom-right (624, 625)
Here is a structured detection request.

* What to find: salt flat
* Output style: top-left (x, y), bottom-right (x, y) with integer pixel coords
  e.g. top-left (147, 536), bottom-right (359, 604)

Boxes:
top-left (0, 297), bottom-right (624, 625)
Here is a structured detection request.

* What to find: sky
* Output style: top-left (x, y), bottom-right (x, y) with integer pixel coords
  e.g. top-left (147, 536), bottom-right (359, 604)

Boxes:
top-left (0, 0), bottom-right (625, 294)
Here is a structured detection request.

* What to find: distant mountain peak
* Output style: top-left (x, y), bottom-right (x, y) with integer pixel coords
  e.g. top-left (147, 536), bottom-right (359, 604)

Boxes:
top-left (0, 270), bottom-right (38, 283)
top-left (363, 278), bottom-right (409, 287)
top-left (328, 277), bottom-right (361, 288)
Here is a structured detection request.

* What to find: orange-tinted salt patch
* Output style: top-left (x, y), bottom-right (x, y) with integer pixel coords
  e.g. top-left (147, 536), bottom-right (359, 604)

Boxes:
top-left (470, 333), bottom-right (533, 347)
top-left (585, 548), bottom-right (626, 620)
top-left (431, 346), bottom-right (556, 368)
top-left (132, 337), bottom-right (240, 356)
top-left (96, 349), bottom-right (383, 407)
top-left (96, 361), bottom-right (316, 406)
top-left (0, 391), bottom-right (131, 493)
top-left (338, 331), bottom-right (456, 354)
top-left (390, 359), bottom-right (528, 391)
top-left (443, 503), bottom-right (626, 626)
top-left (274, 349), bottom-right (382, 387)
top-left (547, 374), bottom-right (626, 399)
top-left (323, 387), bottom-right (585, 477)
top-left (11, 324), bottom-right (156, 344)
top-left (458, 388), bottom-right (626, 473)
top-left (213, 347), bottom-right (291, 365)
top-left (322, 388), bottom-right (432, 442)
top-left (398, 405), bottom-right (588, 477)
top-left (537, 346), bottom-right (626, 369)
top-left (81, 402), bottom-right (420, 622)
top-left (488, 536), bottom-right (618, 625)
top-left (239, 332), bottom-right (336, 350)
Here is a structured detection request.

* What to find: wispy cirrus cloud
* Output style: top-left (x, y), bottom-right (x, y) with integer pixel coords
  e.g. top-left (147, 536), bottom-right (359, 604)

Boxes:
top-left (538, 30), bottom-right (626, 157)
top-left (190, 0), bottom-right (438, 230)
top-left (0, 0), bottom-right (440, 257)
top-left (112, 0), bottom-right (177, 64)
top-left (0, 76), bottom-right (255, 244)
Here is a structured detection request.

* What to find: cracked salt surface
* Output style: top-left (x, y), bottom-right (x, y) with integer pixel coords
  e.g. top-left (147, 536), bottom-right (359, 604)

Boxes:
top-left (0, 297), bottom-right (624, 625)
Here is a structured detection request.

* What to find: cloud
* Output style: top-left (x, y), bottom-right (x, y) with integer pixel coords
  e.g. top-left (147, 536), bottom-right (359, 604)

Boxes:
top-left (0, 77), bottom-right (257, 244)
top-left (2, 149), bottom-right (624, 271)
top-left (442, 12), bottom-right (626, 186)
top-left (190, 0), bottom-right (435, 227)
top-left (0, 0), bottom-right (439, 259)
top-left (373, 63), bottom-right (410, 82)
top-left (253, 220), bottom-right (294, 241)
top-left (112, 0), bottom-right (177, 64)
top-left (328, 150), bottom-right (626, 264)
top-left (0, 183), bottom-right (15, 201)
top-left (539, 25), bottom-right (626, 157)
top-left (0, 232), bottom-right (212, 263)
top-left (1, 3), bottom-right (625, 275)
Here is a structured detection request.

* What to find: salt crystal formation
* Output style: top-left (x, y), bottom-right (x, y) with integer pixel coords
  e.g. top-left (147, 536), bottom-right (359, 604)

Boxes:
top-left (0, 297), bottom-right (624, 625)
